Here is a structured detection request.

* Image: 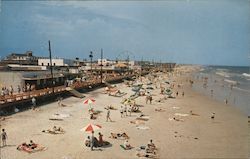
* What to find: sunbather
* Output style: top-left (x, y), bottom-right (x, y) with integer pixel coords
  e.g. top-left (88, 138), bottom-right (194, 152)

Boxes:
top-left (107, 105), bottom-right (115, 110)
top-left (131, 105), bottom-right (140, 112)
top-left (90, 112), bottom-right (95, 119)
top-left (130, 120), bottom-right (145, 125)
top-left (147, 140), bottom-right (156, 150)
top-left (155, 108), bottom-right (165, 112)
top-left (123, 140), bottom-right (132, 150)
top-left (98, 132), bottom-right (103, 146)
top-left (110, 132), bottom-right (129, 139)
top-left (146, 140), bottom-right (157, 154)
top-left (136, 152), bottom-right (156, 158)
top-left (28, 140), bottom-right (37, 149)
top-left (85, 136), bottom-right (91, 147)
top-left (190, 110), bottom-right (199, 116)
top-left (53, 126), bottom-right (64, 132)
top-left (173, 117), bottom-right (184, 122)
top-left (42, 126), bottom-right (64, 134)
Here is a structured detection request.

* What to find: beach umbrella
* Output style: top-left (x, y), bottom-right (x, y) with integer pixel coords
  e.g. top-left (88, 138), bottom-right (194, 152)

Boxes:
top-left (81, 123), bottom-right (102, 132)
top-left (165, 89), bottom-right (173, 95)
top-left (83, 98), bottom-right (95, 105)
top-left (123, 98), bottom-right (135, 105)
top-left (165, 81), bottom-right (170, 84)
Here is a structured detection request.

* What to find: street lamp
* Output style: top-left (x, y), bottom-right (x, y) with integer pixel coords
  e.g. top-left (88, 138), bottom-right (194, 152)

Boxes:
top-left (48, 40), bottom-right (54, 93)
top-left (100, 49), bottom-right (103, 84)
top-left (89, 51), bottom-right (93, 75)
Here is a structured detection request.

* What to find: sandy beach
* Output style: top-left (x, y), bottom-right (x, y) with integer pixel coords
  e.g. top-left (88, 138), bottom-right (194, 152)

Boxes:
top-left (0, 68), bottom-right (248, 159)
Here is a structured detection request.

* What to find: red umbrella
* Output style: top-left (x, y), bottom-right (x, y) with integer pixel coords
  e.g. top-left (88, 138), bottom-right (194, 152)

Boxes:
top-left (80, 123), bottom-right (102, 132)
top-left (83, 98), bottom-right (95, 105)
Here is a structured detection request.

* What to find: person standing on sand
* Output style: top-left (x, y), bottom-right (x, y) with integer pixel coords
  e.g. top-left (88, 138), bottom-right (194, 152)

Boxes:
top-left (211, 112), bottom-right (215, 120)
top-left (124, 105), bottom-right (127, 116)
top-left (17, 85), bottom-right (21, 94)
top-left (149, 95), bottom-right (153, 104)
top-left (224, 99), bottom-right (228, 105)
top-left (128, 105), bottom-right (132, 116)
top-left (98, 132), bottom-right (103, 146)
top-left (32, 97), bottom-right (36, 108)
top-left (106, 109), bottom-right (112, 122)
top-left (182, 92), bottom-right (184, 97)
top-left (10, 85), bottom-right (14, 95)
top-left (210, 89), bottom-right (213, 97)
top-left (90, 131), bottom-right (95, 151)
top-left (120, 106), bottom-right (124, 118)
top-left (1, 129), bottom-right (7, 147)
top-left (57, 97), bottom-right (63, 106)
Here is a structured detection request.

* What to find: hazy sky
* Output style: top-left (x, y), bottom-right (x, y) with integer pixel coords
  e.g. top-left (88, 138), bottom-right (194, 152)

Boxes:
top-left (0, 0), bottom-right (250, 66)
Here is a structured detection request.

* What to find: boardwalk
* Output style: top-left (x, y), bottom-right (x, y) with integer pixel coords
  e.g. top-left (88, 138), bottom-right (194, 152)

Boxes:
top-left (0, 72), bottom-right (145, 109)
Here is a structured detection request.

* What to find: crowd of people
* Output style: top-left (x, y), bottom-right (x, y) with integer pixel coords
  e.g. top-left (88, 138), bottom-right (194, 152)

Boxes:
top-left (85, 131), bottom-right (108, 150)
top-left (0, 83), bottom-right (36, 97)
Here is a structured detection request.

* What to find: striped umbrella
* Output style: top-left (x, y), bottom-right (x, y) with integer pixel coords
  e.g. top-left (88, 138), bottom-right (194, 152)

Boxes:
top-left (80, 123), bottom-right (102, 132)
top-left (83, 98), bottom-right (95, 105)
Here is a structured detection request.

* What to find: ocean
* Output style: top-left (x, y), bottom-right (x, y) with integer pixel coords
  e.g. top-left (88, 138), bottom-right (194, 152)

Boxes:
top-left (191, 65), bottom-right (250, 116)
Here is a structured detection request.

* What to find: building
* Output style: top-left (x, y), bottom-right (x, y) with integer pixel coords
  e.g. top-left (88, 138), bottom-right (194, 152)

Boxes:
top-left (97, 59), bottom-right (115, 66)
top-left (0, 51), bottom-right (38, 65)
top-left (38, 59), bottom-right (64, 66)
top-left (0, 70), bottom-right (84, 91)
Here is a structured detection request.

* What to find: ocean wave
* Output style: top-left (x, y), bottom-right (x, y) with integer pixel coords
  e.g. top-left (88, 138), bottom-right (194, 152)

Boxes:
top-left (216, 68), bottom-right (229, 71)
top-left (224, 79), bottom-right (238, 85)
top-left (215, 71), bottom-right (230, 78)
top-left (242, 73), bottom-right (250, 78)
top-left (234, 87), bottom-right (250, 93)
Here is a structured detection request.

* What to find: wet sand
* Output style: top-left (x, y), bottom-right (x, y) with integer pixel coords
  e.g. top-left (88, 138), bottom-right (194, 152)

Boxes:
top-left (0, 70), bottom-right (248, 159)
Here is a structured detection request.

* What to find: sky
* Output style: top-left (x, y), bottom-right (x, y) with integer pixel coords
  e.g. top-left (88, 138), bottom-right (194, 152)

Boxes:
top-left (0, 0), bottom-right (250, 66)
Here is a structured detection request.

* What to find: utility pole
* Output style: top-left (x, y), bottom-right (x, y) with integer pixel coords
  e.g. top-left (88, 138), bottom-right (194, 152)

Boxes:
top-left (48, 40), bottom-right (54, 93)
top-left (100, 49), bottom-right (103, 84)
top-left (89, 51), bottom-right (93, 76)
top-left (127, 55), bottom-right (130, 74)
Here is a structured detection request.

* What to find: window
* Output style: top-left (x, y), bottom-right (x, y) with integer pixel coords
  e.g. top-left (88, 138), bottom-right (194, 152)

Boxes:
top-left (42, 63), bottom-right (44, 66)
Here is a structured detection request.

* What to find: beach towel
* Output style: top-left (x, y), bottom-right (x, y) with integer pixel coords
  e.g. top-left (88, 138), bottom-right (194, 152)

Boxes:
top-left (42, 130), bottom-right (65, 134)
top-left (49, 117), bottom-right (63, 121)
top-left (168, 117), bottom-right (184, 122)
top-left (172, 107), bottom-right (180, 109)
top-left (174, 113), bottom-right (189, 117)
top-left (130, 120), bottom-right (145, 125)
top-left (168, 118), bottom-right (174, 121)
top-left (17, 144), bottom-right (46, 153)
top-left (136, 116), bottom-right (150, 121)
top-left (53, 113), bottom-right (71, 118)
top-left (50, 113), bottom-right (71, 120)
top-left (136, 126), bottom-right (150, 130)
top-left (110, 133), bottom-right (129, 140)
top-left (100, 141), bottom-right (110, 147)
top-left (155, 109), bottom-right (165, 112)
top-left (120, 145), bottom-right (133, 150)
top-left (136, 152), bottom-right (157, 158)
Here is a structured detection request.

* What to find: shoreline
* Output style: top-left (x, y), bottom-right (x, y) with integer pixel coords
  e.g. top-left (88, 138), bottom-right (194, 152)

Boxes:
top-left (189, 65), bottom-right (250, 116)
top-left (0, 67), bottom-right (248, 159)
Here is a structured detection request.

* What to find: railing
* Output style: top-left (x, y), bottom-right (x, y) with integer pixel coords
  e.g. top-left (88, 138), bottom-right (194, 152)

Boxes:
top-left (0, 86), bottom-right (66, 105)
top-left (0, 71), bottom-right (149, 106)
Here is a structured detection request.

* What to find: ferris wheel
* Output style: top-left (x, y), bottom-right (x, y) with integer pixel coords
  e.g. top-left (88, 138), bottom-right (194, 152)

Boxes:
top-left (116, 50), bottom-right (135, 62)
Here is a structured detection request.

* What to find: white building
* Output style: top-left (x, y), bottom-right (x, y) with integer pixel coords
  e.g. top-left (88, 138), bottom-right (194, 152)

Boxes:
top-left (97, 59), bottom-right (115, 66)
top-left (38, 59), bottom-right (64, 66)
